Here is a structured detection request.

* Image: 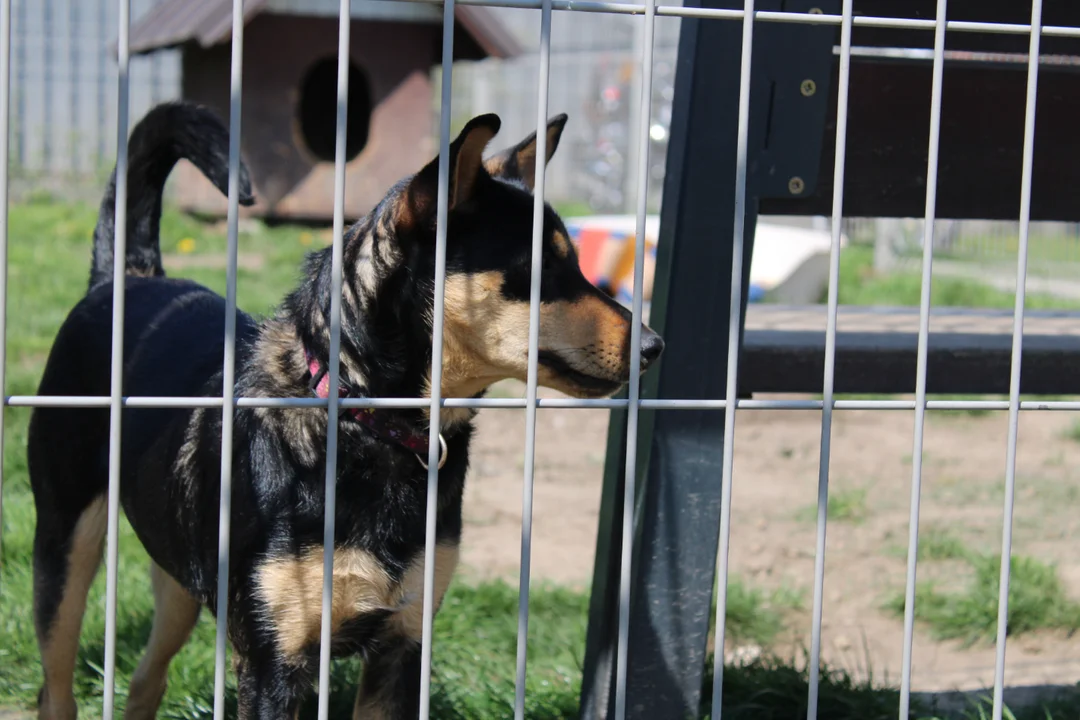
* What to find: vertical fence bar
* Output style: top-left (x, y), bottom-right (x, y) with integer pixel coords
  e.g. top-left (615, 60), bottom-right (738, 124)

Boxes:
top-left (13, 0), bottom-right (22, 167)
top-left (612, 0), bottom-right (656, 716)
top-left (211, 0), bottom-right (244, 717)
top-left (102, 0), bottom-right (131, 717)
top-left (898, 0), bottom-right (948, 716)
top-left (513, 0), bottom-right (552, 716)
top-left (68, 0), bottom-right (78, 173)
top-left (806, 1), bottom-right (853, 717)
top-left (97, 0), bottom-right (107, 166)
top-left (706, 2), bottom-right (754, 717)
top-left (418, 0), bottom-right (456, 715)
top-left (0, 0), bottom-right (10, 569)
top-left (315, 0), bottom-right (351, 718)
top-left (42, 0), bottom-right (52, 169)
top-left (992, 2), bottom-right (1042, 718)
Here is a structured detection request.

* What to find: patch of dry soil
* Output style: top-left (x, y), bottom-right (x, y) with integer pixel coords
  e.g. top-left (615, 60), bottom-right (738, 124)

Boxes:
top-left (460, 383), bottom-right (1080, 694)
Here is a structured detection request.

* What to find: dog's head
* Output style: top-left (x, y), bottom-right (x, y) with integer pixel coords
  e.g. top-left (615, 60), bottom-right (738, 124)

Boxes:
top-left (364, 113), bottom-right (664, 400)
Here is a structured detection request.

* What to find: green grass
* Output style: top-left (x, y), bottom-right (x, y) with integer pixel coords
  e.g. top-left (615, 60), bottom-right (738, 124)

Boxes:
top-left (550, 201), bottom-right (594, 219)
top-left (939, 690), bottom-right (1080, 720)
top-left (0, 502), bottom-right (794, 719)
top-left (3, 194), bottom-right (315, 399)
top-left (712, 581), bottom-right (804, 648)
top-left (0, 552), bottom-right (588, 719)
top-left (796, 488), bottom-right (870, 525)
top-left (915, 528), bottom-right (972, 563)
top-left (1063, 420), bottom-right (1080, 444)
top-left (886, 526), bottom-right (972, 563)
top-left (833, 245), bottom-right (1080, 310)
top-left (704, 652), bottom-right (1080, 720)
top-left (886, 553), bottom-right (1080, 647)
top-left (703, 655), bottom-right (1080, 720)
top-left (931, 231), bottom-right (1080, 269)
top-left (701, 654), bottom-right (907, 720)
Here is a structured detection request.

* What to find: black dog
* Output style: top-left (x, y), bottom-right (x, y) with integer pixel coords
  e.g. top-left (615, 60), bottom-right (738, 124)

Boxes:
top-left (29, 101), bottom-right (664, 720)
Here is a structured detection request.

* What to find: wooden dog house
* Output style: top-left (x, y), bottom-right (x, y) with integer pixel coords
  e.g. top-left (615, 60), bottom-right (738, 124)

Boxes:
top-left (128, 0), bottom-right (521, 221)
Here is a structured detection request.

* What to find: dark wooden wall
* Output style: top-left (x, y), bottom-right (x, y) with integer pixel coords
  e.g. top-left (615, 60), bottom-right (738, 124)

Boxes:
top-left (173, 12), bottom-right (439, 221)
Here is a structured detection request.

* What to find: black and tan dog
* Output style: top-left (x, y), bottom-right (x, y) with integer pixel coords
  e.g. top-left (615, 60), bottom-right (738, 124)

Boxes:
top-left (28, 101), bottom-right (664, 720)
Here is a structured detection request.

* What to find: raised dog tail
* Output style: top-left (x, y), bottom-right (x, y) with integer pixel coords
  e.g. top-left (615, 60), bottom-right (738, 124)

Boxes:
top-left (88, 101), bottom-right (256, 292)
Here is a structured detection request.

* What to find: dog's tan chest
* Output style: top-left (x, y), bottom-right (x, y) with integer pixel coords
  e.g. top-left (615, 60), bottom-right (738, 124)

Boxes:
top-left (254, 543), bottom-right (459, 659)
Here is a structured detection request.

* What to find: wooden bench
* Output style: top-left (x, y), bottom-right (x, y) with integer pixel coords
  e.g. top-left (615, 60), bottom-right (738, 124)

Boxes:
top-left (742, 304), bottom-right (1080, 395)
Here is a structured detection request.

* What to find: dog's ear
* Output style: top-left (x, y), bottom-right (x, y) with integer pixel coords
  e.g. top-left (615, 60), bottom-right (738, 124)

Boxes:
top-left (400, 114), bottom-right (501, 230)
top-left (483, 114), bottom-right (568, 192)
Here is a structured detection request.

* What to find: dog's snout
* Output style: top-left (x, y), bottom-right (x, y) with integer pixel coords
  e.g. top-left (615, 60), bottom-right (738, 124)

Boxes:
top-left (639, 327), bottom-right (664, 368)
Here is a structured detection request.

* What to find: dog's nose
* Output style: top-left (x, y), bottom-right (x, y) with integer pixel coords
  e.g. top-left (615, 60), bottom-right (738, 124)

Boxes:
top-left (639, 327), bottom-right (665, 369)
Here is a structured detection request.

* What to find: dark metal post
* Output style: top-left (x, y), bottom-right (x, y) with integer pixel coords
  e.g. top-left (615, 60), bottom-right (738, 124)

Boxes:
top-left (580, 2), bottom-right (838, 717)
top-left (580, 8), bottom-right (759, 718)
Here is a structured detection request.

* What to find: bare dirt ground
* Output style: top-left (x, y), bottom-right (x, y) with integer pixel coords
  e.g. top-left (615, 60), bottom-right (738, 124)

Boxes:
top-left (459, 382), bottom-right (1080, 695)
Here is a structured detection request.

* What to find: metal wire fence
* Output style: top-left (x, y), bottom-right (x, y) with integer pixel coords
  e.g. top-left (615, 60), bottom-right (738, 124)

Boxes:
top-left (0, 1), bottom-right (1066, 720)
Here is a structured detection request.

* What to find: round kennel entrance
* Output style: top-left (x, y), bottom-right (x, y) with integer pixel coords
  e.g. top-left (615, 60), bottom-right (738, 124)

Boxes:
top-left (297, 56), bottom-right (372, 164)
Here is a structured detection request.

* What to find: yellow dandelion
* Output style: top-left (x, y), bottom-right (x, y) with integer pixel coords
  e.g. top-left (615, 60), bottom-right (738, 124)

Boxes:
top-left (299, 231), bottom-right (313, 246)
top-left (177, 237), bottom-right (196, 254)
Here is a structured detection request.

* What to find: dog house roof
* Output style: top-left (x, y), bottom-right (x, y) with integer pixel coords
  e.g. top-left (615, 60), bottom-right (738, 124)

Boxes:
top-left (127, 0), bottom-right (522, 59)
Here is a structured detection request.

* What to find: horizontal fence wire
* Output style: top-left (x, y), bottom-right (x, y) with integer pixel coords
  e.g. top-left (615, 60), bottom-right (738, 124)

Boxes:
top-left (9, 396), bottom-right (1080, 411)
top-left (371, 0), bottom-right (1080, 36)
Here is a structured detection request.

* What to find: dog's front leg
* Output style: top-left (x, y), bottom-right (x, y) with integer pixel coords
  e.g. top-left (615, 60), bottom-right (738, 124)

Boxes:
top-left (352, 641), bottom-right (422, 720)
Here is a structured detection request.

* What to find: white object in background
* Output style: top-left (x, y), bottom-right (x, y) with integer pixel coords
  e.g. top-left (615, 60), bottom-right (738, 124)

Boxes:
top-left (752, 221), bottom-right (848, 304)
top-left (563, 214), bottom-right (843, 305)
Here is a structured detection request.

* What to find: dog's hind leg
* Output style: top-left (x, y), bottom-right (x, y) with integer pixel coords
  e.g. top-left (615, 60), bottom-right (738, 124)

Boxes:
top-left (33, 495), bottom-right (108, 720)
top-left (352, 642), bottom-right (422, 720)
top-left (124, 563), bottom-right (201, 720)
top-left (234, 655), bottom-right (308, 720)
